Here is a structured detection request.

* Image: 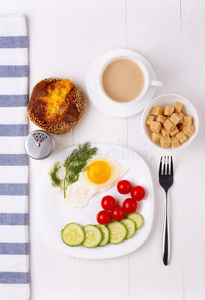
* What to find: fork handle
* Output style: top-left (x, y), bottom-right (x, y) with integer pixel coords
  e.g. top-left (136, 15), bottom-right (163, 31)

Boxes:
top-left (163, 192), bottom-right (170, 265)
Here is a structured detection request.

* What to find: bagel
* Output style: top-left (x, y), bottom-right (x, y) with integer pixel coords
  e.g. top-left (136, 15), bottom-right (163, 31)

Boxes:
top-left (27, 78), bottom-right (86, 135)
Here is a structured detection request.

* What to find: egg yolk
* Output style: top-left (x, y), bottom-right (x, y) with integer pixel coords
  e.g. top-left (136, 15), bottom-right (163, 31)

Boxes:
top-left (87, 160), bottom-right (111, 184)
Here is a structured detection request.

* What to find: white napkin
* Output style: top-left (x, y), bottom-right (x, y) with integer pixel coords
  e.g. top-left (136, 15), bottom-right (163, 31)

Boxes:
top-left (0, 15), bottom-right (30, 300)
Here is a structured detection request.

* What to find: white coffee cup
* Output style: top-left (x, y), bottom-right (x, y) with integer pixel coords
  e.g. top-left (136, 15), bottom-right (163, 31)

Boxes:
top-left (99, 55), bottom-right (162, 105)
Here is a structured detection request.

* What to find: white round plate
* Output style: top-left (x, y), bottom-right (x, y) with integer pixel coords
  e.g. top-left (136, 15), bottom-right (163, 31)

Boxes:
top-left (86, 49), bottom-right (158, 118)
top-left (38, 144), bottom-right (154, 259)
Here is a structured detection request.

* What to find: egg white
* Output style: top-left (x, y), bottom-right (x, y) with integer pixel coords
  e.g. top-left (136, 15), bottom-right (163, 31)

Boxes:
top-left (65, 154), bottom-right (128, 208)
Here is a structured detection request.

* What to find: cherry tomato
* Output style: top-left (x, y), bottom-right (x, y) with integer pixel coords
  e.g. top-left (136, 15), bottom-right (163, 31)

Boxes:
top-left (122, 198), bottom-right (137, 213)
top-left (101, 195), bottom-right (116, 210)
top-left (117, 180), bottom-right (132, 194)
top-left (131, 186), bottom-right (145, 201)
top-left (97, 210), bottom-right (112, 225)
top-left (111, 206), bottom-right (125, 221)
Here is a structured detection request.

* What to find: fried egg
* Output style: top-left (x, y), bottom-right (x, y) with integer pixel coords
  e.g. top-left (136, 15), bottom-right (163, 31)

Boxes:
top-left (65, 154), bottom-right (128, 208)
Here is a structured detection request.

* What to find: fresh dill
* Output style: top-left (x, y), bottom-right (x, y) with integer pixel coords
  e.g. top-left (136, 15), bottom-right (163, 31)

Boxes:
top-left (49, 141), bottom-right (98, 198)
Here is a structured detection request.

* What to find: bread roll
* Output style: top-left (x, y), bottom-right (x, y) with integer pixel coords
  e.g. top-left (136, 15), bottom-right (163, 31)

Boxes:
top-left (27, 78), bottom-right (86, 135)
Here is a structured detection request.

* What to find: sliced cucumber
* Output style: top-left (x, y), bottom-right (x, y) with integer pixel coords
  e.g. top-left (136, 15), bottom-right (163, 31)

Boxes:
top-left (120, 219), bottom-right (136, 239)
top-left (62, 222), bottom-right (85, 246)
top-left (127, 212), bottom-right (144, 230)
top-left (96, 225), bottom-right (110, 247)
top-left (107, 221), bottom-right (127, 245)
top-left (83, 225), bottom-right (102, 248)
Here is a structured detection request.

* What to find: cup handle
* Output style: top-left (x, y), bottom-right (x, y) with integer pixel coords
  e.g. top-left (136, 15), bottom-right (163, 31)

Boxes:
top-left (151, 80), bottom-right (163, 88)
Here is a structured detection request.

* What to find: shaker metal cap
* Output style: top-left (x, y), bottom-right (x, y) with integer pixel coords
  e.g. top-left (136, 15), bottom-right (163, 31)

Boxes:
top-left (25, 130), bottom-right (53, 159)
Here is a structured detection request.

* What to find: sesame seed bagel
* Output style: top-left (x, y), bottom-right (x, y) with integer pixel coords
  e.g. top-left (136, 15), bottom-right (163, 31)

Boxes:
top-left (27, 78), bottom-right (86, 135)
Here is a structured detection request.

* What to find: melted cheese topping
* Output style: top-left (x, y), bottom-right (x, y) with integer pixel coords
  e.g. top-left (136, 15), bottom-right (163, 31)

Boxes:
top-left (42, 79), bottom-right (75, 120)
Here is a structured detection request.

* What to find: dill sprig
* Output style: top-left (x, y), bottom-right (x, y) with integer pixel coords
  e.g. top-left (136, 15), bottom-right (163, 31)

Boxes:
top-left (49, 162), bottom-right (62, 189)
top-left (49, 142), bottom-right (98, 198)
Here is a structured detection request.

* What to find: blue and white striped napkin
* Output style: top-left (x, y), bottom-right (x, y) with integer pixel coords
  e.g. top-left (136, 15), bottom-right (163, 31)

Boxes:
top-left (0, 15), bottom-right (30, 300)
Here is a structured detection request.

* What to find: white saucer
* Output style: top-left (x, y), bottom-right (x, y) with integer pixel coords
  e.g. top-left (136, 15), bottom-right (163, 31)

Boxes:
top-left (86, 49), bottom-right (159, 118)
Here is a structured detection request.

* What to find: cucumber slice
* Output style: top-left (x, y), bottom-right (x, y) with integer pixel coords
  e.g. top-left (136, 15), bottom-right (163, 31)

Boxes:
top-left (62, 222), bottom-right (85, 246)
top-left (96, 225), bottom-right (110, 247)
top-left (120, 219), bottom-right (136, 239)
top-left (83, 225), bottom-right (102, 248)
top-left (127, 212), bottom-right (144, 230)
top-left (107, 221), bottom-right (127, 245)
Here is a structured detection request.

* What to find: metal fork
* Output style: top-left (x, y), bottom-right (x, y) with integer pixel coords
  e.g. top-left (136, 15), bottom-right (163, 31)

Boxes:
top-left (159, 156), bottom-right (174, 266)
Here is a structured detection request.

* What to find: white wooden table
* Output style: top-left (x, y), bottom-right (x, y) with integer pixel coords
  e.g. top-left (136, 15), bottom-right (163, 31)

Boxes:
top-left (2, 0), bottom-right (205, 299)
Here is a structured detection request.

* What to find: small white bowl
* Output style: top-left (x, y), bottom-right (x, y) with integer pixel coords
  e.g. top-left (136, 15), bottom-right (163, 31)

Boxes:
top-left (141, 94), bottom-right (199, 150)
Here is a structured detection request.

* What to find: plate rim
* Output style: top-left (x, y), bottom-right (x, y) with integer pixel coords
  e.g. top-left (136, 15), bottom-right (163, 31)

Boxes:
top-left (37, 144), bottom-right (155, 259)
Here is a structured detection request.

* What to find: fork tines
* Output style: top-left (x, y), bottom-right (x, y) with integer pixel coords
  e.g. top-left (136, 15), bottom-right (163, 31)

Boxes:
top-left (159, 156), bottom-right (173, 176)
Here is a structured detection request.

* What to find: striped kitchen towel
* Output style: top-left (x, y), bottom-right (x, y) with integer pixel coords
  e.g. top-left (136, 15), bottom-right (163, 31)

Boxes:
top-left (0, 15), bottom-right (30, 300)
